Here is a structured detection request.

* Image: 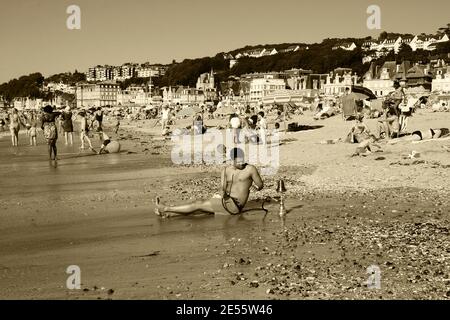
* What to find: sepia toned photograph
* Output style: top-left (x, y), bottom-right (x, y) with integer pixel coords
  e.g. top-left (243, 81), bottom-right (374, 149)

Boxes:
top-left (0, 0), bottom-right (449, 304)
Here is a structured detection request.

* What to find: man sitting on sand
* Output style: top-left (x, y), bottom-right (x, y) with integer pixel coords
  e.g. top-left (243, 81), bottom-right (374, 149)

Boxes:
top-left (377, 108), bottom-right (400, 139)
top-left (348, 115), bottom-right (382, 156)
top-left (346, 114), bottom-right (371, 143)
top-left (154, 147), bottom-right (264, 218)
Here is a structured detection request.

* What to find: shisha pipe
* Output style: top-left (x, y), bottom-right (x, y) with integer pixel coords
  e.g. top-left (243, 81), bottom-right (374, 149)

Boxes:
top-left (276, 179), bottom-right (287, 226)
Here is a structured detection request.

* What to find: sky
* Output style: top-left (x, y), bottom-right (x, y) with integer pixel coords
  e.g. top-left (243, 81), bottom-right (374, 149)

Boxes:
top-left (0, 0), bottom-right (449, 83)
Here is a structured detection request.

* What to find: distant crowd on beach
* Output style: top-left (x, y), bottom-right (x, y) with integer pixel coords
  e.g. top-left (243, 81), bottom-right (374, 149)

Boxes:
top-left (2, 80), bottom-right (449, 162)
top-left (0, 105), bottom-right (121, 160)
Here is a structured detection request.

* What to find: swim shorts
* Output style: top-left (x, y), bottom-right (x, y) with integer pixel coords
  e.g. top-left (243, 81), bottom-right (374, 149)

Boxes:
top-left (210, 194), bottom-right (244, 215)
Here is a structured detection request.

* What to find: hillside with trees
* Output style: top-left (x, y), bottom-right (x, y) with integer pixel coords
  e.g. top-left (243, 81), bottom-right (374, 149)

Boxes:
top-left (157, 37), bottom-right (372, 87)
top-left (0, 73), bottom-right (47, 103)
top-left (45, 71), bottom-right (86, 85)
top-left (1, 27), bottom-right (449, 103)
top-left (156, 29), bottom-right (450, 88)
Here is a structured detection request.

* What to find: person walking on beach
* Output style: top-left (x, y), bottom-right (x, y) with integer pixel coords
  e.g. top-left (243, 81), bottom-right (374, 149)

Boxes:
top-left (9, 108), bottom-right (24, 147)
top-left (61, 106), bottom-right (74, 145)
top-left (78, 111), bottom-right (95, 152)
top-left (95, 107), bottom-right (104, 132)
top-left (29, 113), bottom-right (38, 146)
top-left (113, 115), bottom-right (121, 135)
top-left (229, 113), bottom-right (241, 144)
top-left (24, 112), bottom-right (32, 138)
top-left (154, 147), bottom-right (264, 218)
top-left (0, 117), bottom-right (5, 132)
top-left (257, 111), bottom-right (268, 145)
top-left (160, 105), bottom-right (170, 134)
top-left (41, 105), bottom-right (61, 160)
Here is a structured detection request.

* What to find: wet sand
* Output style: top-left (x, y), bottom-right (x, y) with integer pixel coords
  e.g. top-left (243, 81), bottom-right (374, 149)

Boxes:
top-left (0, 111), bottom-right (449, 299)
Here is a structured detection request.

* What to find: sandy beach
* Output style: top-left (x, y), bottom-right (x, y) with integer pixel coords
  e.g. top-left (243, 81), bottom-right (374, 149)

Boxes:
top-left (0, 109), bottom-right (449, 300)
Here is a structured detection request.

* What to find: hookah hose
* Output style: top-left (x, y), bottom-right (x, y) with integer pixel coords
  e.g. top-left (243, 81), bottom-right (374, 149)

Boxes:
top-left (221, 195), bottom-right (270, 216)
top-left (221, 167), bottom-right (270, 217)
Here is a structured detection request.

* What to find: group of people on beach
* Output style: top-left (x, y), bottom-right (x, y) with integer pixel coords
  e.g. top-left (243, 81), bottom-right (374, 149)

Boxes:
top-left (0, 105), bottom-right (120, 160)
top-left (160, 102), bottom-right (284, 148)
top-left (339, 83), bottom-right (450, 156)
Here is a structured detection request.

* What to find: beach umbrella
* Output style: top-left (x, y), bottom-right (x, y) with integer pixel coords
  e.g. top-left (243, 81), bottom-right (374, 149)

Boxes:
top-left (351, 86), bottom-right (377, 100)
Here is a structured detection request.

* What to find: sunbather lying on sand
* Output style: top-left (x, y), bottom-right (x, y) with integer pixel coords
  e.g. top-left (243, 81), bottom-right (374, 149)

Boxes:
top-left (313, 103), bottom-right (336, 120)
top-left (388, 128), bottom-right (450, 144)
top-left (154, 147), bottom-right (264, 218)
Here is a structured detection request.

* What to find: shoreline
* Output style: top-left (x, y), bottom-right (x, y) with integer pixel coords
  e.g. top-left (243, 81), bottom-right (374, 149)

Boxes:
top-left (0, 186), bottom-right (448, 299)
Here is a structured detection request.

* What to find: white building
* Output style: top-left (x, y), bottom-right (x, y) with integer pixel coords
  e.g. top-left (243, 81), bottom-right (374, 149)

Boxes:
top-left (323, 71), bottom-right (358, 96)
top-left (400, 36), bottom-right (417, 50)
top-left (363, 61), bottom-right (396, 97)
top-left (280, 45), bottom-right (300, 53)
top-left (121, 64), bottom-right (135, 80)
top-left (261, 48), bottom-right (278, 56)
top-left (76, 81), bottom-right (120, 108)
top-left (422, 34), bottom-right (450, 51)
top-left (249, 76), bottom-right (285, 102)
top-left (87, 68), bottom-right (96, 81)
top-left (332, 42), bottom-right (357, 51)
top-left (237, 47), bottom-right (278, 59)
top-left (44, 82), bottom-right (75, 94)
top-left (136, 66), bottom-right (160, 78)
top-left (380, 37), bottom-right (402, 54)
top-left (162, 86), bottom-right (205, 104)
top-left (12, 97), bottom-right (46, 110)
top-left (196, 70), bottom-right (215, 91)
top-left (362, 34), bottom-right (449, 54)
top-left (432, 67), bottom-right (450, 93)
top-left (362, 40), bottom-right (380, 51)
